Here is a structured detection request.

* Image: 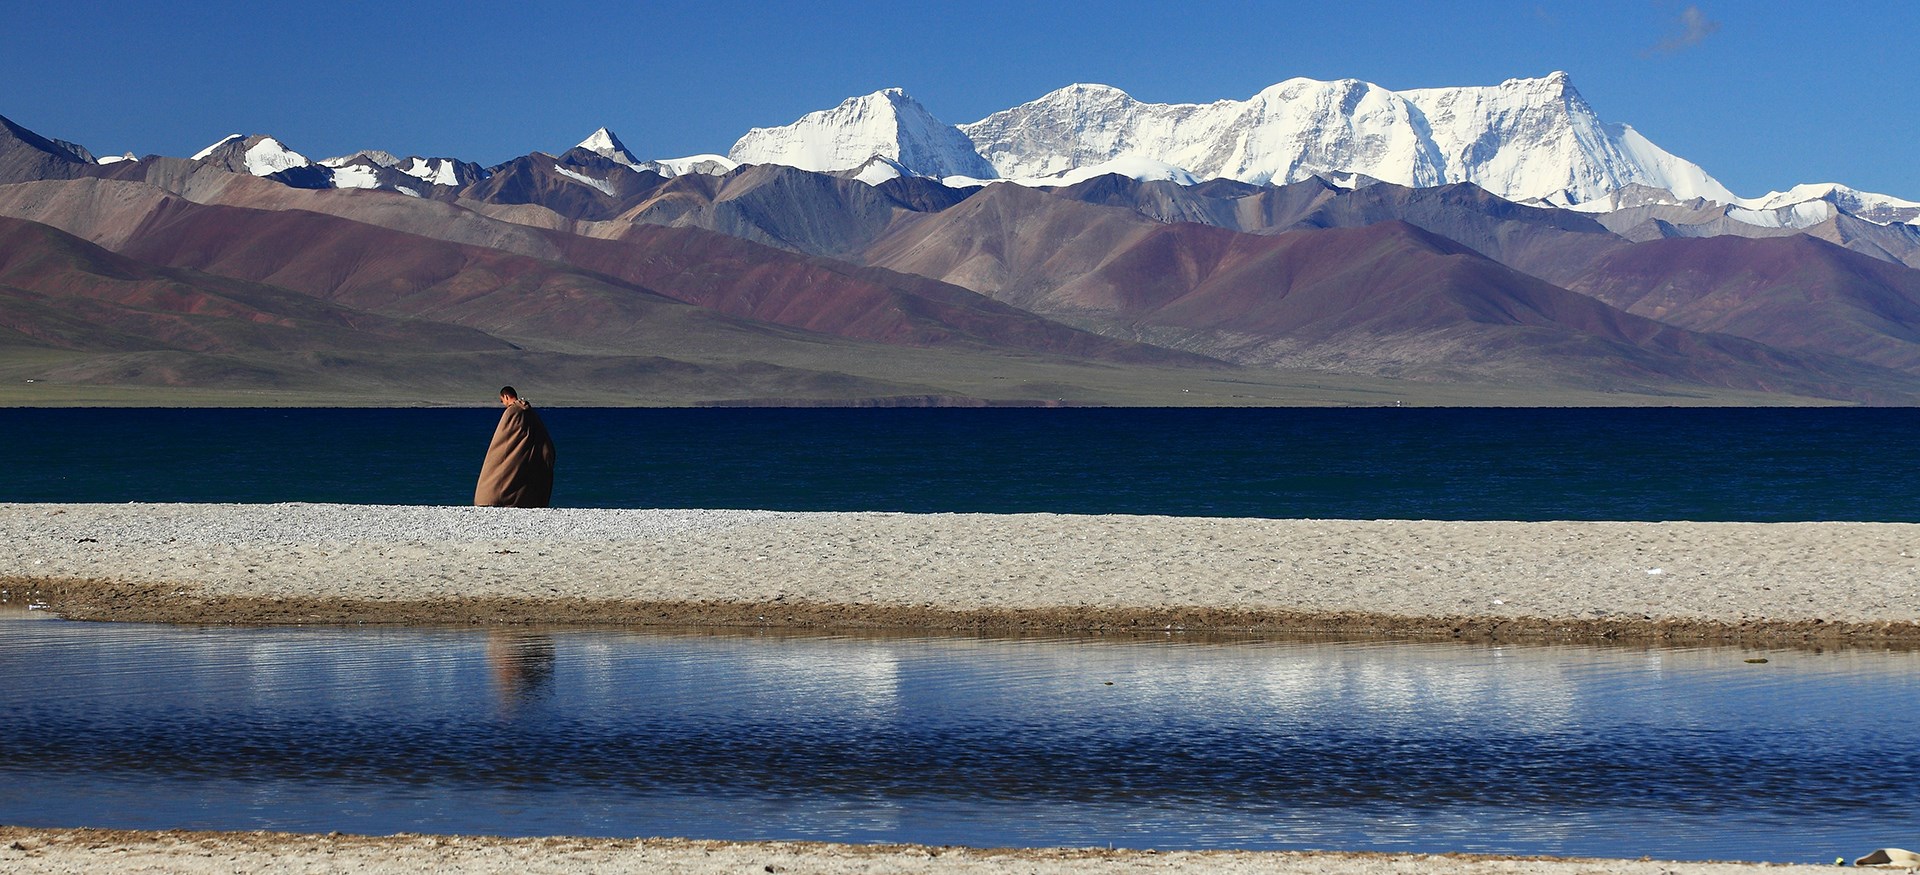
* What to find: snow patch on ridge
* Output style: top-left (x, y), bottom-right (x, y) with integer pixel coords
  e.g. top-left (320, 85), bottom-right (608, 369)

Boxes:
top-left (1011, 155), bottom-right (1200, 187)
top-left (642, 154), bottom-right (738, 177)
top-left (400, 158), bottom-right (463, 187)
top-left (553, 163), bottom-right (617, 196)
top-left (190, 135), bottom-right (243, 161)
top-left (329, 164), bottom-right (381, 190)
top-left (320, 150), bottom-right (401, 168)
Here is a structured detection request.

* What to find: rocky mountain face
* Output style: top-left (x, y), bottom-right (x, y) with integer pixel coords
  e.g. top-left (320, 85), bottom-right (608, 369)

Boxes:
top-left (6, 96), bottom-right (1920, 404)
top-left (1, 114), bottom-right (96, 184)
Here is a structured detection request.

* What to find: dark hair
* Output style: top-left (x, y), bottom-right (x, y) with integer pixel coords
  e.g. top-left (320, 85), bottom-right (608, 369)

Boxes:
top-left (499, 386), bottom-right (518, 399)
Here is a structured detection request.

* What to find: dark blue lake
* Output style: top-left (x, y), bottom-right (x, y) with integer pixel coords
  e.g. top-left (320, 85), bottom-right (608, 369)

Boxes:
top-left (3, 407), bottom-right (1917, 519)
top-left (4, 610), bottom-right (1917, 862)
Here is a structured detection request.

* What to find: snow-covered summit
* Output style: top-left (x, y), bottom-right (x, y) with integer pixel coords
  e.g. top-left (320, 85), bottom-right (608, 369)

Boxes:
top-left (961, 73), bottom-right (1737, 206)
top-left (576, 127), bottom-right (641, 167)
top-left (191, 134), bottom-right (312, 177)
top-left (728, 88), bottom-right (995, 180)
top-left (1738, 183), bottom-right (1920, 227)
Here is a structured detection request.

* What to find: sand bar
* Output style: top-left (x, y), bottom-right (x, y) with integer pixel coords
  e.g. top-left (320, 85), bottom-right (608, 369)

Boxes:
top-left (6, 502), bottom-right (1919, 642)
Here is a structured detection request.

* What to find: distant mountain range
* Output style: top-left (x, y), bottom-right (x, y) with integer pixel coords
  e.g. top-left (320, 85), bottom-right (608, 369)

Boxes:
top-left (5, 73), bottom-right (1920, 405)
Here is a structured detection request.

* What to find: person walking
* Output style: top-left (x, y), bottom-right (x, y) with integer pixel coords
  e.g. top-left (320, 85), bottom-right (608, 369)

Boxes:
top-left (475, 386), bottom-right (557, 508)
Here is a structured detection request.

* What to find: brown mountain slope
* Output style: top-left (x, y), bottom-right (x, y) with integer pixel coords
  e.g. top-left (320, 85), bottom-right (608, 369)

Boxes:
top-left (1045, 174), bottom-right (1630, 284)
top-left (461, 152), bottom-right (671, 221)
top-left (8, 176), bottom-right (1194, 367)
top-left (0, 214), bottom-right (510, 356)
top-left (863, 184), bottom-right (1910, 398)
top-left (607, 163), bottom-right (971, 258)
top-left (0, 211), bottom-right (1132, 403)
top-left (1564, 234), bottom-right (1920, 372)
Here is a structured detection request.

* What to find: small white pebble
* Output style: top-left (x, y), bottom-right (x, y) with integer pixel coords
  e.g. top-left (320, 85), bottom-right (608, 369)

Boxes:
top-left (1646, 568), bottom-right (1664, 575)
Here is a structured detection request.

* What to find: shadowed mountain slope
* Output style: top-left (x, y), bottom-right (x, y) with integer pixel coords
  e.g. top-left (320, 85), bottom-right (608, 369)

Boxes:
top-left (0, 114), bottom-right (97, 185)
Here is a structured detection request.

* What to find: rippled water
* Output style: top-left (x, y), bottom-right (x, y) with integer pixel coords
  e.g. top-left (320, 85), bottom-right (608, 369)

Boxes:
top-left (3, 611), bottom-right (1916, 862)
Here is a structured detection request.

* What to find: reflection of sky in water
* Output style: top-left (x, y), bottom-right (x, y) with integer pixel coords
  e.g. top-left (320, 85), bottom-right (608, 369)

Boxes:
top-left (2, 614), bottom-right (1917, 863)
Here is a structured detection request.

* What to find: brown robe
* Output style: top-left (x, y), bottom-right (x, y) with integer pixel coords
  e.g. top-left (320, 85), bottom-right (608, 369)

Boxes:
top-left (474, 401), bottom-right (556, 507)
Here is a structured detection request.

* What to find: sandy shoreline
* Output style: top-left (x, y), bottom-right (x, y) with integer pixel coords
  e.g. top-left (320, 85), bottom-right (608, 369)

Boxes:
top-left (9, 503), bottom-right (1918, 873)
top-left (0, 827), bottom-right (1840, 874)
top-left (7, 502), bottom-right (1920, 643)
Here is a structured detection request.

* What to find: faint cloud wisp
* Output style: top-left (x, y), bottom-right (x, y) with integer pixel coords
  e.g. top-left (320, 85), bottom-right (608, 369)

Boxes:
top-left (1645, 5), bottom-right (1721, 56)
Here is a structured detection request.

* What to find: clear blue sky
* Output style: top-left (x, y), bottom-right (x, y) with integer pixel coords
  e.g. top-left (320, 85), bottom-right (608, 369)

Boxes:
top-left (5, 0), bottom-right (1915, 199)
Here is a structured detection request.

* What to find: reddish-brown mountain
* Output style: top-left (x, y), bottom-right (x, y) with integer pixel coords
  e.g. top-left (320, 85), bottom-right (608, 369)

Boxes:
top-left (1565, 234), bottom-right (1920, 371)
top-left (864, 183), bottom-right (1909, 398)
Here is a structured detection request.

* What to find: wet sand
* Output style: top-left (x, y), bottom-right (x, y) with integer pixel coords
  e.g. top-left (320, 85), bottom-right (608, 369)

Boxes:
top-left (7, 502), bottom-right (1917, 873)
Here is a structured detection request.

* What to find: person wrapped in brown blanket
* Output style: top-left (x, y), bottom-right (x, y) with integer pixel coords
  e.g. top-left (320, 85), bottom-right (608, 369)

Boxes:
top-left (474, 386), bottom-right (557, 508)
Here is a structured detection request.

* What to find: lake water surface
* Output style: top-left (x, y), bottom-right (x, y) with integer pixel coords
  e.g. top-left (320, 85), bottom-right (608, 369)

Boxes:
top-left (4, 610), bottom-right (1916, 863)
top-left (6, 407), bottom-right (1920, 519)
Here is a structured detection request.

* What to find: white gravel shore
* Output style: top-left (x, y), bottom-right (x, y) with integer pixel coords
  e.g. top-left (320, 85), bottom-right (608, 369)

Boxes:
top-left (6, 502), bottom-right (1920, 637)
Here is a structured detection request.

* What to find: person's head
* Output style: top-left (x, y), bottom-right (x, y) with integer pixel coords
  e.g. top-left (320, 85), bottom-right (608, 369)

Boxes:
top-left (499, 386), bottom-right (519, 406)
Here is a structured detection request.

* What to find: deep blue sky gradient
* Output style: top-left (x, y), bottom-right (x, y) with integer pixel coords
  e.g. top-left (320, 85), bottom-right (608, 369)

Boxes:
top-left (4, 0), bottom-right (1914, 199)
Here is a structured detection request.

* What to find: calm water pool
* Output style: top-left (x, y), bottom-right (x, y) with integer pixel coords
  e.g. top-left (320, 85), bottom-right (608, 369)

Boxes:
top-left (3, 610), bottom-right (1916, 862)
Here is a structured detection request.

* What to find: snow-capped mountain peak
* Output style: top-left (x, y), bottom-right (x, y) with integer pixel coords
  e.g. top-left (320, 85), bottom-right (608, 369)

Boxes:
top-left (577, 127), bottom-right (641, 167)
top-left (190, 134), bottom-right (313, 177)
top-left (1739, 183), bottom-right (1920, 227)
top-left (961, 72), bottom-right (1739, 206)
top-left (728, 87), bottom-right (995, 180)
